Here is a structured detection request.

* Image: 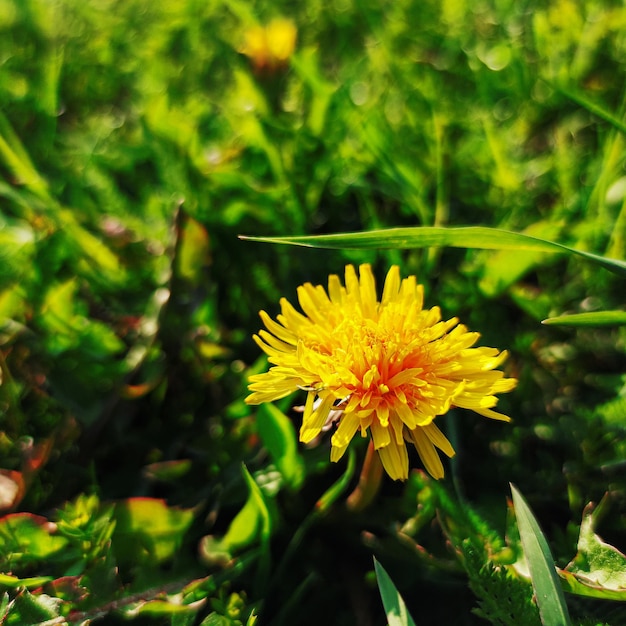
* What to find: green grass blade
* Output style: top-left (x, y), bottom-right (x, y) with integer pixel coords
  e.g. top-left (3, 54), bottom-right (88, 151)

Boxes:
top-left (510, 484), bottom-right (572, 626)
top-left (315, 446), bottom-right (356, 513)
top-left (374, 558), bottom-right (417, 626)
top-left (542, 311), bottom-right (626, 327)
top-left (239, 227), bottom-right (626, 277)
top-left (553, 84), bottom-right (626, 134)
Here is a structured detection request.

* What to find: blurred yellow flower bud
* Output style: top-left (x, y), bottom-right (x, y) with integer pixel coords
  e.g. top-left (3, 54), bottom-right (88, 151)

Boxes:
top-left (240, 18), bottom-right (297, 73)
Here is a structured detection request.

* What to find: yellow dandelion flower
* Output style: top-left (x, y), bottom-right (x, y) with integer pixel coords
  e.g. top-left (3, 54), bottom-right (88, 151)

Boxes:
top-left (239, 18), bottom-right (297, 72)
top-left (246, 264), bottom-right (517, 481)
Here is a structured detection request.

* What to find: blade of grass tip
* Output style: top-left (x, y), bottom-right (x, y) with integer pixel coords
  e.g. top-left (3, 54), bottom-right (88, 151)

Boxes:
top-left (510, 484), bottom-right (572, 626)
top-left (542, 311), bottom-right (626, 327)
top-left (373, 558), bottom-right (417, 626)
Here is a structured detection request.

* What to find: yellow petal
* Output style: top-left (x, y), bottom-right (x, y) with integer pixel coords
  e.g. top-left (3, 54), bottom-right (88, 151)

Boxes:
top-left (422, 422), bottom-right (456, 458)
top-left (344, 265), bottom-right (362, 306)
top-left (328, 273), bottom-right (344, 304)
top-left (377, 440), bottom-right (409, 481)
top-left (370, 420), bottom-right (391, 449)
top-left (376, 402), bottom-right (389, 426)
top-left (474, 407), bottom-right (512, 422)
top-left (297, 283), bottom-right (331, 325)
top-left (257, 329), bottom-right (294, 353)
top-left (300, 394), bottom-right (335, 443)
top-left (259, 310), bottom-right (297, 345)
top-left (410, 427), bottom-right (445, 479)
top-left (330, 412), bottom-right (360, 448)
top-left (358, 264), bottom-right (377, 318)
top-left (381, 266), bottom-right (401, 305)
top-left (330, 442), bottom-right (348, 462)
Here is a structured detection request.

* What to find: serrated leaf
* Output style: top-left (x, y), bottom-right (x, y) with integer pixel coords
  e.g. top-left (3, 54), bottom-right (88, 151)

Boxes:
top-left (240, 226), bottom-right (626, 277)
top-left (511, 484), bottom-right (572, 626)
top-left (560, 500), bottom-right (626, 600)
top-left (374, 558), bottom-right (417, 626)
top-left (12, 590), bottom-right (62, 624)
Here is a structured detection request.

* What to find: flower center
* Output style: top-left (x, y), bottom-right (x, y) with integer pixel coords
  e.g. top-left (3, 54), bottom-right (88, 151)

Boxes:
top-left (331, 316), bottom-right (428, 400)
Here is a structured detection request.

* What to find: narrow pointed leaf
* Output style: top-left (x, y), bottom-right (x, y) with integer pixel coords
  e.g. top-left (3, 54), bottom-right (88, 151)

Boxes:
top-left (511, 484), bottom-right (572, 626)
top-left (542, 311), bottom-right (626, 327)
top-left (374, 557), bottom-right (417, 626)
top-left (240, 227), bottom-right (626, 277)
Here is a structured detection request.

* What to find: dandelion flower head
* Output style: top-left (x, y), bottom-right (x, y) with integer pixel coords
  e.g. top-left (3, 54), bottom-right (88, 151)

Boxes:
top-left (246, 264), bottom-right (516, 481)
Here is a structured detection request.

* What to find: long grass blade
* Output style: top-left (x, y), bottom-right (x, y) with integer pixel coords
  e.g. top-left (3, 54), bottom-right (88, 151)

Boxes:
top-left (239, 226), bottom-right (626, 277)
top-left (542, 311), bottom-right (626, 327)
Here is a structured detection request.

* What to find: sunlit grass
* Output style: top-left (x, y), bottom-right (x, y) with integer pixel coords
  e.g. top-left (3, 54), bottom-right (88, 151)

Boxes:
top-left (0, 0), bottom-right (625, 623)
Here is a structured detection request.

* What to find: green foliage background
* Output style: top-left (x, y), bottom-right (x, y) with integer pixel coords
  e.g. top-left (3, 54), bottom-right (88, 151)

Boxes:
top-left (0, 0), bottom-right (625, 624)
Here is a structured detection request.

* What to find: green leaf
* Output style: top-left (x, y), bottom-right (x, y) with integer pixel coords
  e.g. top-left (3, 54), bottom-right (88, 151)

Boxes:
top-left (239, 226), bottom-right (626, 277)
top-left (223, 466), bottom-right (272, 553)
top-left (373, 558), bottom-right (417, 626)
top-left (0, 513), bottom-right (68, 568)
top-left (542, 311), bottom-right (626, 327)
top-left (39, 279), bottom-right (125, 356)
top-left (122, 598), bottom-right (205, 619)
top-left (0, 574), bottom-right (53, 589)
top-left (200, 464), bottom-right (274, 568)
top-left (560, 499), bottom-right (626, 600)
top-left (510, 484), bottom-right (572, 626)
top-left (256, 404), bottom-right (305, 490)
top-left (0, 221), bottom-right (35, 285)
top-left (11, 590), bottom-right (62, 625)
top-left (173, 611), bottom-right (203, 626)
top-left (111, 498), bottom-right (194, 566)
